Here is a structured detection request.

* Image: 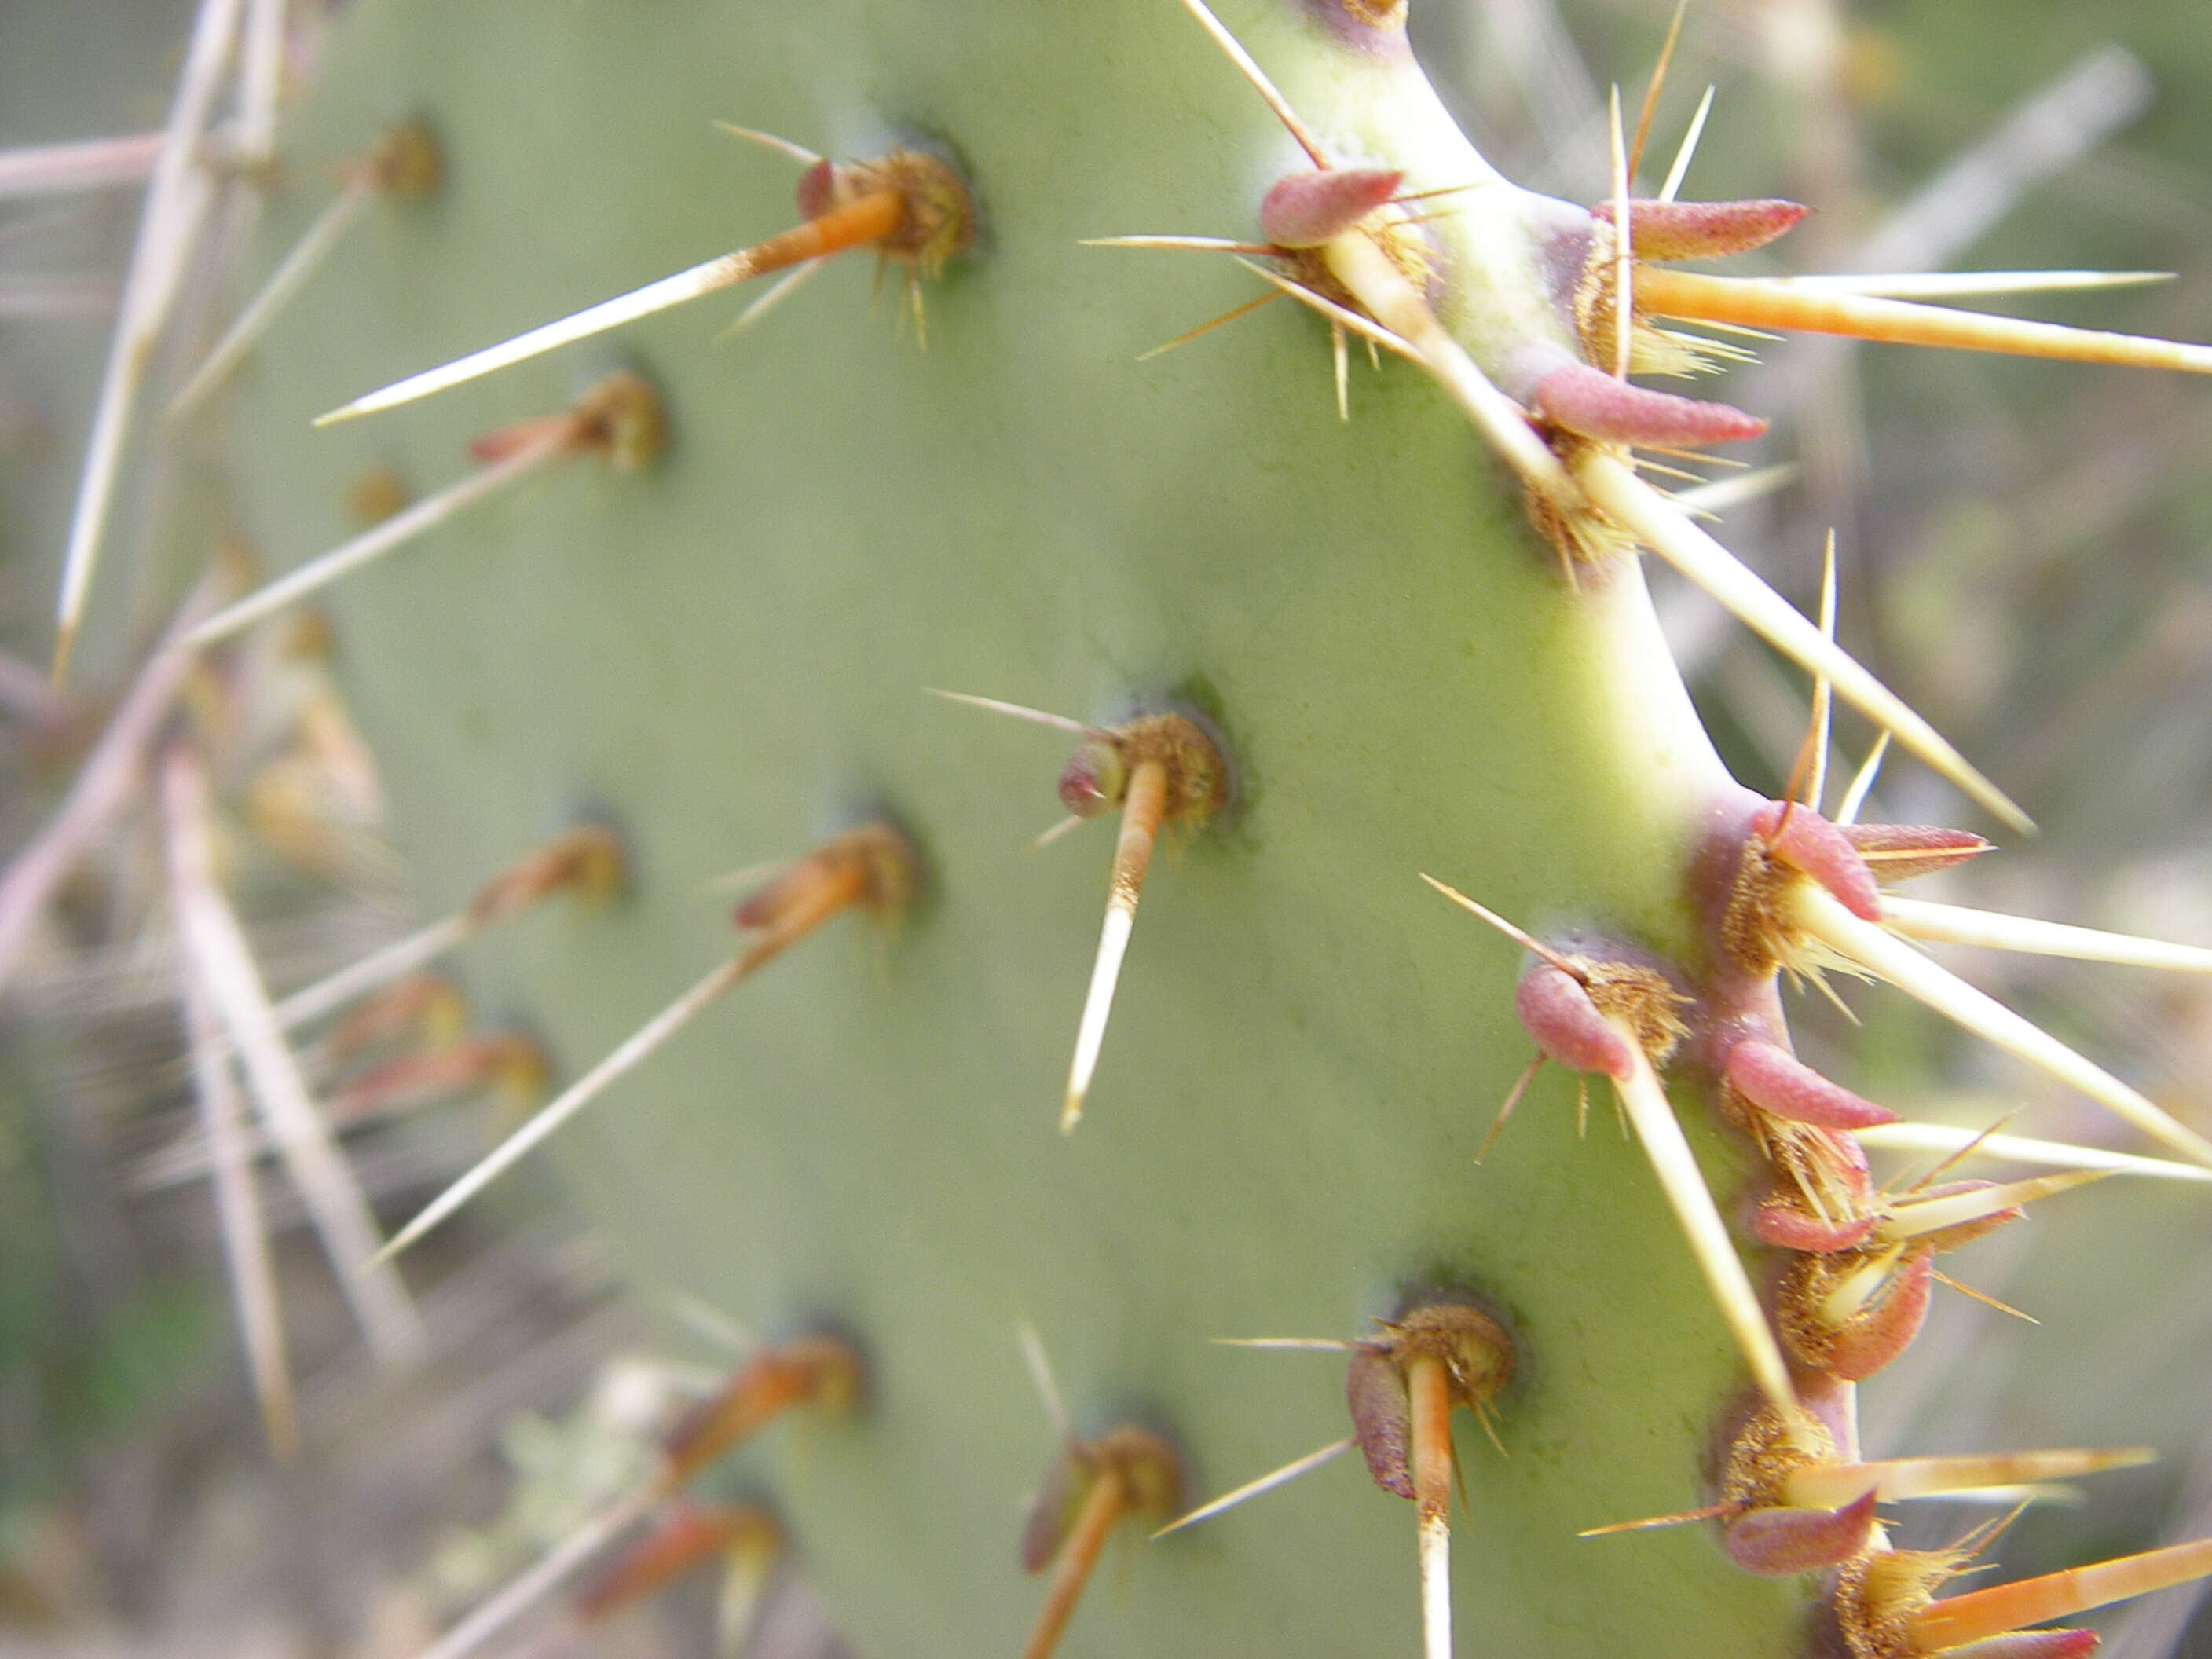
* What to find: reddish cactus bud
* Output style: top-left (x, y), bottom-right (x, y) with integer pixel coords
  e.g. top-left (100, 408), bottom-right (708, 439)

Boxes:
top-left (1588, 198), bottom-right (1811, 261)
top-left (1725, 1038), bottom-right (1899, 1131)
top-left (1056, 736), bottom-right (1129, 818)
top-left (731, 822), bottom-right (914, 934)
top-left (1750, 799), bottom-right (1882, 921)
top-left (573, 1503), bottom-right (775, 1624)
top-left (1345, 1345), bottom-right (1415, 1499)
top-left (1020, 1427), bottom-right (1183, 1575)
top-left (467, 412), bottom-right (580, 465)
top-left (1840, 822), bottom-right (1994, 884)
top-left (657, 1333), bottom-right (865, 1492)
top-left (795, 156), bottom-right (837, 220)
top-left (1753, 1121), bottom-right (1877, 1251)
top-left (1752, 1198), bottom-right (1877, 1254)
top-left (1826, 1251), bottom-right (1936, 1381)
top-left (1342, 1301), bottom-right (1512, 1502)
top-left (464, 824), bottom-right (626, 928)
top-left (1722, 1489), bottom-right (1879, 1576)
top-left (1529, 360), bottom-right (1767, 447)
top-left (1514, 963), bottom-right (1638, 1079)
top-left (330, 1032), bottom-right (544, 1122)
top-left (1020, 1447), bottom-right (1081, 1574)
top-left (1258, 167), bottom-right (1404, 247)
top-left (1016, 1426), bottom-right (1182, 1659)
top-left (1601, 196), bottom-right (1804, 259)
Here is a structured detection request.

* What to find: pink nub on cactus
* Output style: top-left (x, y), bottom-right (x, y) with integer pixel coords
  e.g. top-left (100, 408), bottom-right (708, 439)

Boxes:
top-left (1722, 1488), bottom-right (1878, 1576)
top-left (1258, 167), bottom-right (1403, 248)
top-left (1587, 198), bottom-right (1809, 262)
top-left (1723, 1039), bottom-right (1899, 1132)
top-left (1749, 799), bottom-right (1884, 921)
top-left (1336, 1301), bottom-right (1514, 1659)
top-left (795, 156), bottom-right (836, 220)
top-left (1829, 1254), bottom-right (1936, 1382)
top-left (1751, 1199), bottom-right (1877, 1254)
top-left (1056, 738), bottom-right (1126, 818)
top-left (1340, 1302), bottom-right (1514, 1499)
top-left (1528, 360), bottom-right (1767, 447)
top-left (1344, 1345), bottom-right (1416, 1500)
top-left (1513, 965), bottom-right (1639, 1079)
top-left (1838, 822), bottom-right (1994, 884)
top-left (1016, 1426), bottom-right (1183, 1659)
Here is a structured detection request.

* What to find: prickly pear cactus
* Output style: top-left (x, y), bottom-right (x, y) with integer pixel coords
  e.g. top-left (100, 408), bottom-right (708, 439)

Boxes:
top-left (85, 0), bottom-right (2202, 1655)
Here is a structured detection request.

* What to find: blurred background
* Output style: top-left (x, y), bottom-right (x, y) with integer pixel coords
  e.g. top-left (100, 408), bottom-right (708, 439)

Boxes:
top-left (3, 1), bottom-right (2210, 1654)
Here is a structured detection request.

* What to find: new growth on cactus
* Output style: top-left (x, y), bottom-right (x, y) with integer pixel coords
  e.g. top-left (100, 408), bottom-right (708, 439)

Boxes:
top-left (935, 692), bottom-right (1229, 1129)
top-left (1013, 1332), bottom-right (1185, 1659)
top-left (14, 0), bottom-right (2212, 1656)
top-left (1162, 1297), bottom-right (1514, 1659)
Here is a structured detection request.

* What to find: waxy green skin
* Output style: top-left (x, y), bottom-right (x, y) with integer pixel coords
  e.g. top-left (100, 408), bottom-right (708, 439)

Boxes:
top-left (229, 1), bottom-right (1804, 1654)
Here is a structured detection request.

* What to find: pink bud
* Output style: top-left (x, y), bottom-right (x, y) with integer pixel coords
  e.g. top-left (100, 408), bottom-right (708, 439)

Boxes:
top-left (467, 413), bottom-right (573, 464)
top-left (1838, 822), bottom-right (1994, 884)
top-left (1752, 1199), bottom-right (1877, 1254)
top-left (1723, 1489), bottom-right (1878, 1575)
top-left (1345, 1346), bottom-right (1413, 1499)
top-left (1056, 736), bottom-right (1126, 818)
top-left (1588, 198), bottom-right (1809, 260)
top-left (795, 158), bottom-right (837, 221)
top-left (1019, 1450), bottom-right (1078, 1573)
top-left (1529, 360), bottom-right (1767, 447)
top-left (1750, 800), bottom-right (1882, 921)
top-left (1259, 167), bottom-right (1404, 247)
top-left (1725, 1038), bottom-right (1898, 1131)
top-left (1826, 1250), bottom-right (1934, 1381)
top-left (1514, 964), bottom-right (1637, 1079)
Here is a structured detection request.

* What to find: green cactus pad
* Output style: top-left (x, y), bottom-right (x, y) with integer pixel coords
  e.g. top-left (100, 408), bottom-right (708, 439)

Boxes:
top-left (225, 2), bottom-right (1833, 1653)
